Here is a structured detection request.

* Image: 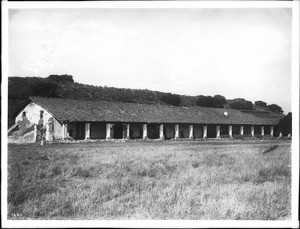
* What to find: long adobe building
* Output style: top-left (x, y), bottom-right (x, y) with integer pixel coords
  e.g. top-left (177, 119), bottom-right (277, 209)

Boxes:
top-left (10, 96), bottom-right (283, 142)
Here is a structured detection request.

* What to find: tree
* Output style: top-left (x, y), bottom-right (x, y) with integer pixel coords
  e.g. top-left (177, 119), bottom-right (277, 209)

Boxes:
top-left (160, 93), bottom-right (181, 106)
top-left (278, 112), bottom-right (292, 136)
top-left (213, 95), bottom-right (226, 108)
top-left (196, 95), bottom-right (227, 108)
top-left (48, 74), bottom-right (74, 83)
top-left (267, 104), bottom-right (283, 114)
top-left (196, 95), bottom-right (215, 107)
top-left (255, 100), bottom-right (267, 107)
top-left (228, 99), bottom-right (253, 110)
top-left (30, 81), bottom-right (59, 97)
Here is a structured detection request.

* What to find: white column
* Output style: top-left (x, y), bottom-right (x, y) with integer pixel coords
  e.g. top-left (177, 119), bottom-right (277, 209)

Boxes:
top-left (229, 125), bottom-right (233, 138)
top-left (143, 124), bottom-right (148, 140)
top-left (159, 124), bottom-right (164, 140)
top-left (270, 126), bottom-right (274, 137)
top-left (126, 124), bottom-right (130, 139)
top-left (122, 126), bottom-right (126, 139)
top-left (251, 126), bottom-right (255, 137)
top-left (175, 124), bottom-right (179, 140)
top-left (261, 126), bottom-right (264, 136)
top-left (189, 125), bottom-right (194, 139)
top-left (216, 125), bottom-right (221, 139)
top-left (45, 123), bottom-right (49, 141)
top-left (122, 124), bottom-right (127, 139)
top-left (85, 123), bottom-right (90, 139)
top-left (203, 125), bottom-right (207, 139)
top-left (33, 124), bottom-right (37, 142)
top-left (62, 123), bottom-right (67, 139)
top-left (240, 125), bottom-right (244, 136)
top-left (106, 123), bottom-right (111, 140)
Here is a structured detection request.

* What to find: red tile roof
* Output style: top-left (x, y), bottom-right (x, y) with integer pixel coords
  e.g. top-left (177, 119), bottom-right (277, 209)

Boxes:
top-left (28, 96), bottom-right (280, 125)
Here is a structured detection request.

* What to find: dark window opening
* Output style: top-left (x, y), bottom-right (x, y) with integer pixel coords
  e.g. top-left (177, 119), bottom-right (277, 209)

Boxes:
top-left (207, 125), bottom-right (217, 138)
top-left (114, 124), bottom-right (124, 139)
top-left (148, 124), bottom-right (159, 139)
top-left (139, 129), bottom-right (143, 137)
top-left (40, 110), bottom-right (44, 119)
top-left (180, 130), bottom-right (184, 138)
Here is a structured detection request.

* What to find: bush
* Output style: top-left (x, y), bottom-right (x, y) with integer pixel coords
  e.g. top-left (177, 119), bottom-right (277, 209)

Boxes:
top-left (255, 100), bottom-right (267, 107)
top-left (195, 95), bottom-right (226, 108)
top-left (278, 113), bottom-right (292, 136)
top-left (213, 94), bottom-right (226, 108)
top-left (228, 98), bottom-right (253, 110)
top-left (267, 104), bottom-right (283, 114)
top-left (160, 93), bottom-right (181, 106)
top-left (47, 74), bottom-right (74, 83)
top-left (30, 80), bottom-right (59, 97)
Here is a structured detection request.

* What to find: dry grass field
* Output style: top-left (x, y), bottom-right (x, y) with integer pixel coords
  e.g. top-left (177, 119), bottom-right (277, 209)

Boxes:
top-left (7, 140), bottom-right (291, 220)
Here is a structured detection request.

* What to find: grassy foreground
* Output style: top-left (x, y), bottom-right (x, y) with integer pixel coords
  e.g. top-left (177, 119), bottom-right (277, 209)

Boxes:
top-left (7, 140), bottom-right (291, 220)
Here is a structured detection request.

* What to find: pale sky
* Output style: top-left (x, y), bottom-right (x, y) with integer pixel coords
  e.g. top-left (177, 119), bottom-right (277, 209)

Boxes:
top-left (8, 8), bottom-right (292, 113)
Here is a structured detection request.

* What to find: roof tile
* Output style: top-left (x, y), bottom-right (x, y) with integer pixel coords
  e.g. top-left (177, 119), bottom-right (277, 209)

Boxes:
top-left (29, 96), bottom-right (280, 125)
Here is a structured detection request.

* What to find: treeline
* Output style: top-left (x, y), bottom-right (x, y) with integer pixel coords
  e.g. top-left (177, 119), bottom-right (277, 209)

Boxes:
top-left (8, 74), bottom-right (284, 120)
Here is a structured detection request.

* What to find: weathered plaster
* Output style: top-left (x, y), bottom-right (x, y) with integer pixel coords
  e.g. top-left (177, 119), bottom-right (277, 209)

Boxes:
top-left (16, 102), bottom-right (52, 126)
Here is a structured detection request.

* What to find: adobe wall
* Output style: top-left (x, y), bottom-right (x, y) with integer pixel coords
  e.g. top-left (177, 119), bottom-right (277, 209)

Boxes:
top-left (16, 102), bottom-right (52, 126)
top-left (15, 102), bottom-right (63, 141)
top-left (53, 118), bottom-right (63, 140)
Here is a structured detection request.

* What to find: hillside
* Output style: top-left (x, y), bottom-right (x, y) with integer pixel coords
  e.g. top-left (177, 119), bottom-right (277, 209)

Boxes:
top-left (8, 75), bottom-right (283, 127)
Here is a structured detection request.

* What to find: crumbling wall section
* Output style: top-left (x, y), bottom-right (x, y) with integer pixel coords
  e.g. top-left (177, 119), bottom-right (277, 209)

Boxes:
top-left (11, 102), bottom-right (61, 143)
top-left (16, 102), bottom-right (53, 125)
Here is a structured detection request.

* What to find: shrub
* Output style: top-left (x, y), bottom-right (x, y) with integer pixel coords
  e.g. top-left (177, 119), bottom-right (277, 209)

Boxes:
top-left (213, 94), bottom-right (227, 108)
top-left (160, 93), bottom-right (181, 106)
top-left (47, 74), bottom-right (74, 83)
top-left (278, 113), bottom-right (292, 136)
top-left (196, 95), bottom-right (216, 108)
top-left (267, 104), bottom-right (283, 114)
top-left (255, 100), bottom-right (267, 107)
top-left (195, 95), bottom-right (226, 108)
top-left (228, 98), bottom-right (253, 110)
top-left (30, 80), bottom-right (59, 97)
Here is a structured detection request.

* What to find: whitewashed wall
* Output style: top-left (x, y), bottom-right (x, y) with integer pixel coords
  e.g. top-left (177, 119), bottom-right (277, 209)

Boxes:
top-left (16, 102), bottom-right (52, 124)
top-left (15, 102), bottom-right (63, 140)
